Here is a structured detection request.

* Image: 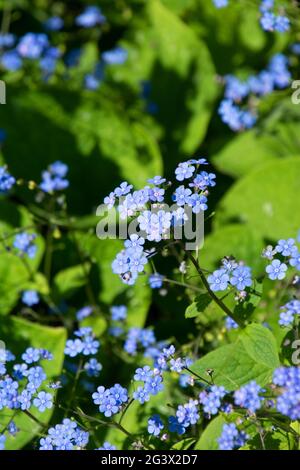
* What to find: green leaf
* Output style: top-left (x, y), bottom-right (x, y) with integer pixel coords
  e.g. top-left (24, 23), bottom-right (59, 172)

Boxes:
top-left (195, 415), bottom-right (226, 450)
top-left (172, 438), bottom-right (196, 450)
top-left (191, 324), bottom-right (279, 390)
top-left (185, 293), bottom-right (212, 319)
top-left (52, 263), bottom-right (90, 300)
top-left (215, 158), bottom-right (300, 241)
top-left (199, 224), bottom-right (265, 276)
top-left (0, 202), bottom-right (45, 315)
top-left (121, 0), bottom-right (218, 159)
top-left (78, 236), bottom-right (151, 328)
top-left (0, 317), bottom-right (66, 449)
top-left (213, 126), bottom-right (300, 180)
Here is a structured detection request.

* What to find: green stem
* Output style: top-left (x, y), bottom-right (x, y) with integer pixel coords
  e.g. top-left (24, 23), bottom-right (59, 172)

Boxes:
top-left (186, 251), bottom-right (244, 328)
top-left (23, 410), bottom-right (47, 428)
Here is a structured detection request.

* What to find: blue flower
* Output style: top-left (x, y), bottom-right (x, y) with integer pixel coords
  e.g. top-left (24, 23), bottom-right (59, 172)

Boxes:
top-left (0, 166), bottom-right (16, 194)
top-left (279, 300), bottom-right (300, 327)
top-left (275, 239), bottom-right (296, 256)
top-left (176, 399), bottom-right (199, 428)
top-left (148, 176), bottom-right (166, 185)
top-left (99, 396), bottom-right (119, 417)
top-left (111, 305), bottom-right (127, 321)
top-left (22, 347), bottom-right (41, 364)
top-left (172, 186), bottom-right (192, 206)
top-left (224, 75), bottom-right (249, 102)
top-left (133, 386), bottom-right (150, 404)
top-left (266, 259), bottom-right (287, 280)
top-left (110, 384), bottom-right (128, 405)
top-left (290, 250), bottom-right (300, 270)
top-left (274, 15), bottom-right (290, 33)
top-left (102, 47), bottom-right (128, 65)
top-left (1, 49), bottom-right (23, 71)
top-left (76, 306), bottom-right (93, 321)
top-left (175, 162), bottom-right (195, 182)
top-left (170, 358), bottom-right (185, 373)
top-left (273, 367), bottom-right (300, 420)
top-left (27, 366), bottom-right (46, 388)
top-left (17, 33), bottom-right (49, 59)
top-left (44, 16), bottom-right (64, 31)
top-left (33, 391), bottom-right (53, 412)
top-left (114, 181), bottom-right (133, 197)
top-left (65, 339), bottom-right (83, 358)
top-left (84, 74), bottom-right (101, 91)
top-left (199, 386), bottom-right (227, 415)
top-left (22, 290), bottom-right (40, 307)
top-left (149, 186), bottom-right (165, 203)
top-left (13, 232), bottom-right (37, 259)
top-left (208, 269), bottom-right (230, 292)
top-left (149, 273), bottom-right (164, 289)
top-left (40, 419), bottom-right (89, 450)
top-left (144, 375), bottom-right (164, 396)
top-left (218, 423), bottom-right (248, 450)
top-left (189, 171), bottom-right (216, 190)
top-left (230, 266), bottom-right (252, 291)
top-left (148, 415), bottom-right (164, 436)
top-left (0, 434), bottom-right (6, 450)
top-left (134, 366), bottom-right (153, 382)
top-left (259, 0), bottom-right (274, 13)
top-left (212, 0), bottom-right (228, 7)
top-left (225, 316), bottom-right (238, 330)
top-left (187, 194), bottom-right (208, 213)
top-left (84, 358), bottom-right (102, 377)
top-left (8, 421), bottom-right (18, 436)
top-left (18, 390), bottom-right (32, 410)
top-left (234, 381), bottom-right (264, 413)
top-left (104, 192), bottom-right (116, 209)
top-left (168, 416), bottom-right (186, 435)
top-left (81, 335), bottom-right (100, 356)
top-left (0, 33), bottom-right (15, 48)
top-left (97, 442), bottom-right (116, 450)
top-left (40, 161), bottom-right (69, 193)
top-left (76, 6), bottom-right (106, 28)
top-left (260, 11), bottom-right (276, 31)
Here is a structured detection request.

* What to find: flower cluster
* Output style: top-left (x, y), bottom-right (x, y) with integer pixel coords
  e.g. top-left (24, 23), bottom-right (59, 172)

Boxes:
top-left (263, 234), bottom-right (300, 280)
top-left (133, 367), bottom-right (164, 404)
top-left (22, 290), bottom-right (40, 307)
top-left (273, 367), bottom-right (300, 420)
top-left (208, 261), bottom-right (252, 293)
top-left (0, 6), bottom-right (127, 88)
top-left (107, 159), bottom-right (215, 285)
top-left (1, 32), bottom-right (61, 75)
top-left (92, 384), bottom-right (128, 417)
top-left (39, 419), bottom-right (89, 450)
top-left (219, 54), bottom-right (290, 131)
top-left (75, 6), bottom-right (106, 28)
top-left (76, 306), bottom-right (94, 321)
top-left (40, 161), bottom-right (69, 194)
top-left (13, 232), bottom-right (37, 259)
top-left (212, 0), bottom-right (228, 7)
top-left (233, 381), bottom-right (264, 413)
top-left (0, 166), bottom-right (16, 195)
top-left (260, 1), bottom-right (290, 33)
top-left (279, 300), bottom-right (300, 327)
top-left (0, 347), bottom-right (54, 420)
top-left (64, 327), bottom-right (100, 358)
top-left (199, 385), bottom-right (227, 415)
top-left (218, 423), bottom-right (248, 450)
